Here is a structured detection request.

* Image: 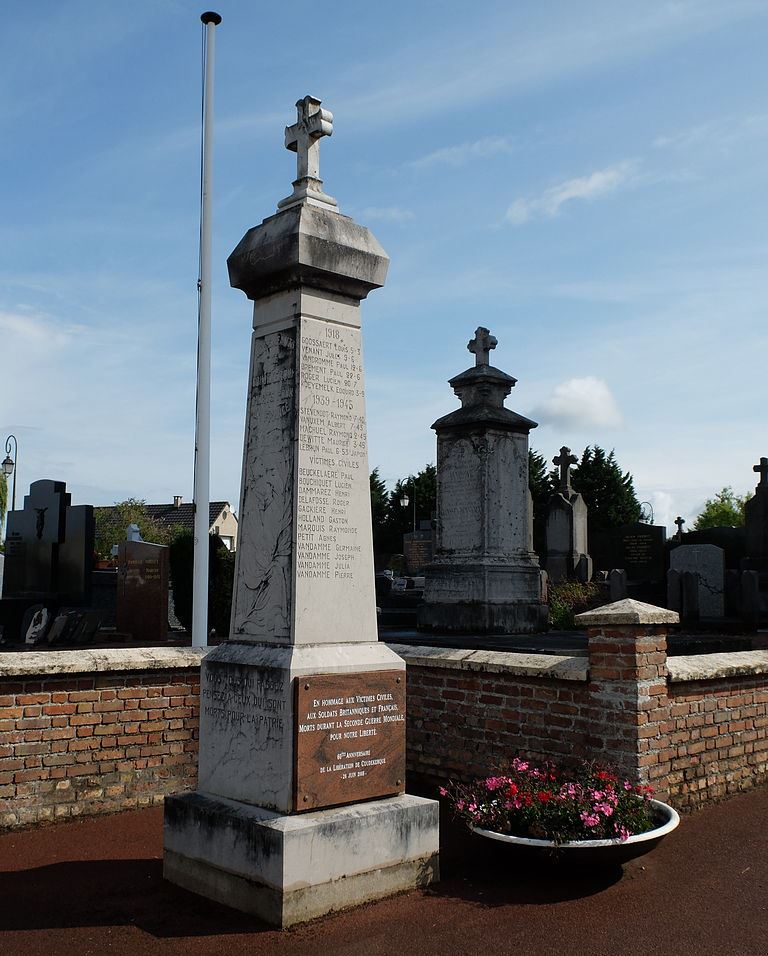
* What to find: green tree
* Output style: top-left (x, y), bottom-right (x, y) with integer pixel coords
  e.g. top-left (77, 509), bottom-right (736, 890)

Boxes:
top-left (370, 469), bottom-right (388, 553)
top-left (372, 464), bottom-right (436, 559)
top-left (93, 498), bottom-right (180, 560)
top-left (570, 446), bottom-right (642, 533)
top-left (693, 487), bottom-right (748, 530)
top-left (528, 448), bottom-right (555, 526)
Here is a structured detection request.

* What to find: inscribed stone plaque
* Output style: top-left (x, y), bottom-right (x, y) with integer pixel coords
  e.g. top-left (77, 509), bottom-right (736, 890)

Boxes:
top-left (617, 523), bottom-right (665, 583)
top-left (294, 670), bottom-right (406, 811)
top-left (116, 540), bottom-right (169, 642)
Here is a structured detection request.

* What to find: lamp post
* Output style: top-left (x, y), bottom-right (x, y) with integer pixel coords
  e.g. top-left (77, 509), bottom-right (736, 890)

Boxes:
top-left (400, 482), bottom-right (416, 534)
top-left (2, 434), bottom-right (17, 513)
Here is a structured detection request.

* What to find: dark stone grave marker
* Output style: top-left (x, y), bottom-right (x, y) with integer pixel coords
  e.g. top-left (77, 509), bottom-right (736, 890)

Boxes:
top-left (116, 538), bottom-right (169, 643)
top-left (3, 479), bottom-right (94, 603)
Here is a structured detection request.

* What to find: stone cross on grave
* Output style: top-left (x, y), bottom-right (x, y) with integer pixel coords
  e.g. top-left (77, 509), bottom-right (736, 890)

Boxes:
top-left (753, 456), bottom-right (768, 488)
top-left (553, 446), bottom-right (578, 496)
top-left (278, 94), bottom-right (338, 212)
top-left (675, 516), bottom-right (685, 539)
top-left (467, 327), bottom-right (498, 366)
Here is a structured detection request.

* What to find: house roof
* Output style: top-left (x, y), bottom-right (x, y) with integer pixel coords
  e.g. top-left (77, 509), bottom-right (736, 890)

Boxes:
top-left (144, 501), bottom-right (231, 532)
top-left (94, 501), bottom-right (235, 549)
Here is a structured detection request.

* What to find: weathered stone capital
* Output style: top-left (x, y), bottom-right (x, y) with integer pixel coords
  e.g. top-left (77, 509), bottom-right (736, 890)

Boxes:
top-left (228, 204), bottom-right (389, 304)
top-left (575, 599), bottom-right (679, 627)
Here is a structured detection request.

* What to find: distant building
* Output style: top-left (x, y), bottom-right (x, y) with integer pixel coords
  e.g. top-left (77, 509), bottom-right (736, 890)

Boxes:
top-left (97, 497), bottom-right (239, 552)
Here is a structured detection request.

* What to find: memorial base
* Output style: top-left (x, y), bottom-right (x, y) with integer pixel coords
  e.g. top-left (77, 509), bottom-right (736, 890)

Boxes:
top-left (163, 791), bottom-right (440, 928)
top-left (419, 562), bottom-right (548, 634)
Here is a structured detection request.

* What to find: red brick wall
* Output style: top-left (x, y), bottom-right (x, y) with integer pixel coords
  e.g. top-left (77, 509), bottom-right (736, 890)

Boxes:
top-left (0, 669), bottom-right (199, 829)
top-left (406, 666), bottom-right (591, 785)
top-left (667, 679), bottom-right (768, 808)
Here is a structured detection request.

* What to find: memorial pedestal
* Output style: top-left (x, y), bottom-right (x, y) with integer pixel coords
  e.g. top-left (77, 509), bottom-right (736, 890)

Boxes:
top-left (164, 792), bottom-right (438, 928)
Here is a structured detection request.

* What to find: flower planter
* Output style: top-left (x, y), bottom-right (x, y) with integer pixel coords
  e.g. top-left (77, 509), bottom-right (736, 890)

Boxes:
top-left (472, 799), bottom-right (680, 866)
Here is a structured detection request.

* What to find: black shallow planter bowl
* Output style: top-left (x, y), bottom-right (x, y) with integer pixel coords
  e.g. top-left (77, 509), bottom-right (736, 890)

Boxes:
top-left (472, 799), bottom-right (680, 867)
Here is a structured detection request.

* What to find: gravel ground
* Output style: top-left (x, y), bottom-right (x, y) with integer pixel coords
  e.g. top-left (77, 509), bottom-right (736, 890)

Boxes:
top-left (1, 787), bottom-right (767, 956)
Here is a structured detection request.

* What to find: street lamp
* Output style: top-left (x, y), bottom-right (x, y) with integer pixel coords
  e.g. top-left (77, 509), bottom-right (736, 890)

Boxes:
top-left (2, 435), bottom-right (17, 513)
top-left (400, 484), bottom-right (416, 534)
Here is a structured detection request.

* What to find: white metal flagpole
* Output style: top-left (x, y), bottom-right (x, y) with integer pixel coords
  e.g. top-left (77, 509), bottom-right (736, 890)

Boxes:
top-left (192, 11), bottom-right (221, 648)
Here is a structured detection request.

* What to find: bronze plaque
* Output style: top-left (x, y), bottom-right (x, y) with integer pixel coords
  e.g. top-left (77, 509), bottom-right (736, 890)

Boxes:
top-left (294, 670), bottom-right (406, 812)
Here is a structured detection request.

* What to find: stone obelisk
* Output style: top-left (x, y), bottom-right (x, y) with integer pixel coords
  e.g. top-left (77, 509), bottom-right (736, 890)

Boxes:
top-left (163, 95), bottom-right (439, 928)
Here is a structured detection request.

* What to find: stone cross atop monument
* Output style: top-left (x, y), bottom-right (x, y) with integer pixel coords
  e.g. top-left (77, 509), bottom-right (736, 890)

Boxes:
top-left (553, 446), bottom-right (578, 496)
top-left (675, 516), bottom-right (685, 539)
top-left (467, 326), bottom-right (497, 366)
top-left (278, 94), bottom-right (338, 212)
top-left (753, 456), bottom-right (768, 489)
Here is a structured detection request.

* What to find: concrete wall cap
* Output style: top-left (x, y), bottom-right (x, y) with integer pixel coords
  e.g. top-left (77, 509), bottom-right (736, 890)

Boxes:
top-left (387, 643), bottom-right (588, 682)
top-left (0, 646), bottom-right (209, 679)
top-left (575, 599), bottom-right (680, 626)
top-left (668, 650), bottom-right (768, 683)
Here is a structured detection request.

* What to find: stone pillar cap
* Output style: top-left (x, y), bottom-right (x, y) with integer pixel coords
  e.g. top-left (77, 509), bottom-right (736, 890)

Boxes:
top-left (575, 599), bottom-right (679, 626)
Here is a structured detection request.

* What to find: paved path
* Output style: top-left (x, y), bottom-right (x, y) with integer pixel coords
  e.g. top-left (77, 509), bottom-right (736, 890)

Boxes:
top-left (1, 788), bottom-right (767, 956)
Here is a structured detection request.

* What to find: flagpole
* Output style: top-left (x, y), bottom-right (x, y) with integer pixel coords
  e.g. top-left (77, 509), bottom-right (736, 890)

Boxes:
top-left (192, 11), bottom-right (221, 649)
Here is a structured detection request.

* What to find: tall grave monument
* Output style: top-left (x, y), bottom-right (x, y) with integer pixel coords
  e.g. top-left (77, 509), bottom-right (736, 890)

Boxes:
top-left (543, 446), bottom-right (592, 584)
top-left (418, 327), bottom-right (547, 633)
top-left (163, 96), bottom-right (439, 927)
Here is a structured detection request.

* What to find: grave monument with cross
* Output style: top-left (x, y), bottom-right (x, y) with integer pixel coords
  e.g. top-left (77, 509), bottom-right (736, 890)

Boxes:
top-left (745, 455), bottom-right (768, 562)
top-left (418, 327), bottom-right (548, 634)
top-left (1, 479), bottom-right (93, 619)
top-left (164, 94), bottom-right (439, 928)
top-left (542, 446), bottom-right (592, 585)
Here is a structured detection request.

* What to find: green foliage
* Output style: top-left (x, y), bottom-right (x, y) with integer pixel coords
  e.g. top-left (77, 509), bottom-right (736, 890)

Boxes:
top-left (693, 486), bottom-right (748, 530)
top-left (571, 446), bottom-right (642, 533)
top-left (548, 581), bottom-right (605, 630)
top-left (370, 468), bottom-right (389, 553)
top-left (94, 498), bottom-right (179, 560)
top-left (169, 531), bottom-right (235, 639)
top-left (377, 464), bottom-right (437, 558)
top-left (528, 448), bottom-right (555, 527)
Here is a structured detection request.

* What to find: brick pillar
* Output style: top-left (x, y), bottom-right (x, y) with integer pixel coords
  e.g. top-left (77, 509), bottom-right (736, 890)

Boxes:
top-left (576, 599), bottom-right (678, 799)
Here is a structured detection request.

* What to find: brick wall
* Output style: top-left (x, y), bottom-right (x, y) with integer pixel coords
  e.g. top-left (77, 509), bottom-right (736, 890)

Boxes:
top-left (0, 648), bottom-right (203, 829)
top-left (4, 624), bottom-right (768, 829)
top-left (666, 668), bottom-right (768, 808)
top-left (393, 646), bottom-right (591, 785)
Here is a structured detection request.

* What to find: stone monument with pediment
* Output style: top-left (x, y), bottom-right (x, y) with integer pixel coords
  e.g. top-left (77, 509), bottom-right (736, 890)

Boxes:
top-left (543, 446), bottom-right (592, 584)
top-left (417, 327), bottom-right (548, 634)
top-left (163, 95), bottom-right (439, 927)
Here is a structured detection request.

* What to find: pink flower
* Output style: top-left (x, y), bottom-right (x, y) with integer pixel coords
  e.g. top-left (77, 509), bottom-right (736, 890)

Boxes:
top-left (439, 787), bottom-right (448, 796)
top-left (511, 758), bottom-right (529, 772)
top-left (594, 802), bottom-right (614, 817)
top-left (616, 826), bottom-right (631, 841)
top-left (580, 811), bottom-right (601, 828)
top-left (485, 776), bottom-right (504, 791)
top-left (623, 781), bottom-right (632, 791)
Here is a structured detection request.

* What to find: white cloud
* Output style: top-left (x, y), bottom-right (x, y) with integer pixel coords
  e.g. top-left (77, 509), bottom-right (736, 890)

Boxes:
top-left (506, 159), bottom-right (639, 224)
top-left (531, 377), bottom-right (623, 428)
top-left (0, 309), bottom-right (77, 347)
top-left (359, 206), bottom-right (414, 223)
top-left (410, 136), bottom-right (515, 169)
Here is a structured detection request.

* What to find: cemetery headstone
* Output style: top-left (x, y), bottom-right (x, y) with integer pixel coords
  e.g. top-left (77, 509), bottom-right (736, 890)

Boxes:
top-left (2, 479), bottom-right (94, 603)
top-left (543, 446), bottom-right (592, 584)
top-left (745, 456), bottom-right (768, 562)
top-left (669, 544), bottom-right (725, 618)
top-left (610, 568), bottom-right (628, 602)
top-left (592, 522), bottom-right (666, 584)
top-left (403, 520), bottom-right (434, 575)
top-left (164, 95), bottom-right (439, 928)
top-left (116, 534), bottom-right (169, 643)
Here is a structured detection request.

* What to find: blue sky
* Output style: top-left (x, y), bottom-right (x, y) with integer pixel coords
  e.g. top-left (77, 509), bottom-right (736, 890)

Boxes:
top-left (2, 0), bottom-right (767, 534)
